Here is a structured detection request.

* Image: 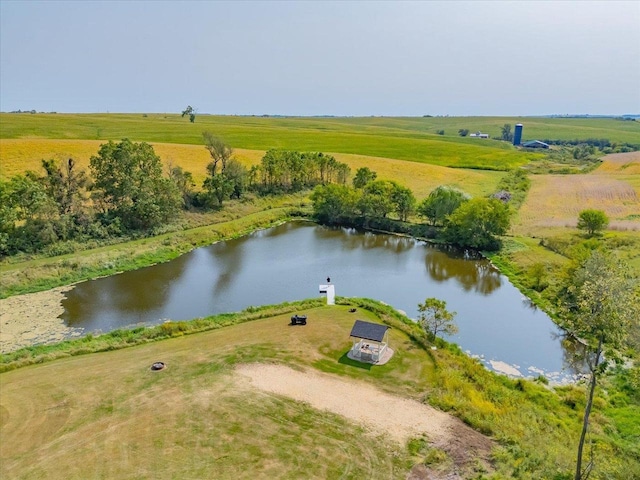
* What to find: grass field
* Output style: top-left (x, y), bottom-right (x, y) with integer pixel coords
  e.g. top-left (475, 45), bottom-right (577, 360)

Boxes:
top-left (3, 113), bottom-right (639, 145)
top-left (2, 300), bottom-right (637, 479)
top-left (1, 113), bottom-right (551, 170)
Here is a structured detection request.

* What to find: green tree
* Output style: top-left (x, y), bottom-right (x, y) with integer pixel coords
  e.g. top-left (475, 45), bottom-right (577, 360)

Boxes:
top-left (202, 173), bottom-right (234, 207)
top-left (310, 184), bottom-right (359, 223)
top-left (181, 105), bottom-right (196, 123)
top-left (417, 298), bottom-right (458, 338)
top-left (390, 182), bottom-right (416, 221)
top-left (501, 123), bottom-right (513, 142)
top-left (417, 186), bottom-right (469, 226)
top-left (168, 164), bottom-right (195, 207)
top-left (561, 251), bottom-right (640, 480)
top-left (352, 167), bottom-right (377, 188)
top-left (577, 209), bottom-right (609, 237)
top-left (357, 180), bottom-right (395, 219)
top-left (0, 179), bottom-right (17, 254)
top-left (0, 172), bottom-right (64, 254)
top-left (90, 139), bottom-right (182, 230)
top-left (223, 158), bottom-right (248, 199)
top-left (40, 158), bottom-right (88, 215)
top-left (443, 198), bottom-right (511, 250)
top-left (527, 262), bottom-right (548, 292)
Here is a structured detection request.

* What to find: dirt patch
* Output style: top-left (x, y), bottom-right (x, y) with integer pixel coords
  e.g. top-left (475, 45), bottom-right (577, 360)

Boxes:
top-left (235, 363), bottom-right (494, 474)
top-left (0, 286), bottom-right (83, 353)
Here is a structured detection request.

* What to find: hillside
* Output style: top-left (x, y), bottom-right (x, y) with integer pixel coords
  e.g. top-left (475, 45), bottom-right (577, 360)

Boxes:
top-left (3, 300), bottom-right (636, 479)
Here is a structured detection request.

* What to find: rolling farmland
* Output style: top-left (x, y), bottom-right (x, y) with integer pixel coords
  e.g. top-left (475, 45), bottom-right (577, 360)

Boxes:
top-left (514, 152), bottom-right (640, 234)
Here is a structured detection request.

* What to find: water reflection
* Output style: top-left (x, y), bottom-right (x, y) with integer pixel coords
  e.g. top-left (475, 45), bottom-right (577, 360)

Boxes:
top-left (314, 226), bottom-right (416, 253)
top-left (424, 250), bottom-right (501, 295)
top-left (206, 236), bottom-right (246, 296)
top-left (60, 222), bottom-right (574, 381)
top-left (64, 252), bottom-right (190, 330)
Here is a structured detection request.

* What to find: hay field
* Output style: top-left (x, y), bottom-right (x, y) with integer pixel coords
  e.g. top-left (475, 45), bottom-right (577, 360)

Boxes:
top-left (514, 153), bottom-right (640, 234)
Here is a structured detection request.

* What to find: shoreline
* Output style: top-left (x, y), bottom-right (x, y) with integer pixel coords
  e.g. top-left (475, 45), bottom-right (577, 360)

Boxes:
top-left (0, 286), bottom-right (83, 354)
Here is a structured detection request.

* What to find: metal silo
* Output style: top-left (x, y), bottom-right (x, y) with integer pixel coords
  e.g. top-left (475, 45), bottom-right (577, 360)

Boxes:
top-left (513, 124), bottom-right (523, 146)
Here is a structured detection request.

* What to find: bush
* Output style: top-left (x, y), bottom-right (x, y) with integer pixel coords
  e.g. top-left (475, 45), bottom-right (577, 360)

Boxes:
top-left (577, 209), bottom-right (609, 236)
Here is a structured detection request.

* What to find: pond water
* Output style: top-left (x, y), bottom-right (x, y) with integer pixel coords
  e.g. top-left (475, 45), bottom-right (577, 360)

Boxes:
top-left (62, 222), bottom-right (576, 382)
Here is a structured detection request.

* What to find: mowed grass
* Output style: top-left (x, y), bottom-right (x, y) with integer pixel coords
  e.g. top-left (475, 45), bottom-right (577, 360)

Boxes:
top-left (3, 301), bottom-right (635, 479)
top-left (0, 306), bottom-right (432, 479)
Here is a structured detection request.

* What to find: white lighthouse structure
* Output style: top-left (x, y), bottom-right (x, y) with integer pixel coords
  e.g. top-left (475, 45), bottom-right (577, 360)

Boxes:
top-left (319, 277), bottom-right (335, 305)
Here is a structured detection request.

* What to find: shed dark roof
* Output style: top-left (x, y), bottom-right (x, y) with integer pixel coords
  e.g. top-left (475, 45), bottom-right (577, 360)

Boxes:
top-left (349, 320), bottom-right (389, 342)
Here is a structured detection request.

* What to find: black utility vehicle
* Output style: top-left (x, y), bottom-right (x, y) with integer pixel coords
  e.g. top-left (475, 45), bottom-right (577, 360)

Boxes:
top-left (290, 315), bottom-right (307, 325)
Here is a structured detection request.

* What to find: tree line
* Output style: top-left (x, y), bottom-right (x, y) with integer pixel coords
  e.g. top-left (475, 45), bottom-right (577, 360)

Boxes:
top-left (311, 166), bottom-right (513, 251)
top-left (0, 134), bottom-right (350, 257)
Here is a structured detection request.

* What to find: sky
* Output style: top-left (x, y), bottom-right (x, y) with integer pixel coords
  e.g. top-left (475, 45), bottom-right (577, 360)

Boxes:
top-left (1, 0), bottom-right (639, 116)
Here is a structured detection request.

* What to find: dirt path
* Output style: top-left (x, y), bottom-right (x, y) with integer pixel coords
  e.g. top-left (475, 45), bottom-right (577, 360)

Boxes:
top-left (236, 363), bottom-right (494, 473)
top-left (0, 286), bottom-right (82, 353)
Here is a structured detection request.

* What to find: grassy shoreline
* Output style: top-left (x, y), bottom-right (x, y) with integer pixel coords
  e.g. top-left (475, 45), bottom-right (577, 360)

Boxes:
top-left (0, 199), bottom-right (308, 298)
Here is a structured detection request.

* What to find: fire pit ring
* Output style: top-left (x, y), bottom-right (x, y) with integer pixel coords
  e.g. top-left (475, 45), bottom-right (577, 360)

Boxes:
top-left (151, 361), bottom-right (166, 371)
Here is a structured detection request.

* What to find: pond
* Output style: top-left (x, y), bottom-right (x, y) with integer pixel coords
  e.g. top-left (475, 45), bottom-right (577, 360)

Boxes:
top-left (62, 222), bottom-right (576, 382)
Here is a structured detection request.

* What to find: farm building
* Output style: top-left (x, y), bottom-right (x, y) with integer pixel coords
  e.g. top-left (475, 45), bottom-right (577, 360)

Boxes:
top-left (522, 140), bottom-right (550, 149)
top-left (513, 124), bottom-right (523, 145)
top-left (348, 320), bottom-right (392, 364)
top-left (469, 132), bottom-right (490, 138)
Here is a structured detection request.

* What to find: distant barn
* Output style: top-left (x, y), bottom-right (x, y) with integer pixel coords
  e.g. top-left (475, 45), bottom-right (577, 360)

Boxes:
top-left (522, 140), bottom-right (550, 149)
top-left (469, 131), bottom-right (490, 138)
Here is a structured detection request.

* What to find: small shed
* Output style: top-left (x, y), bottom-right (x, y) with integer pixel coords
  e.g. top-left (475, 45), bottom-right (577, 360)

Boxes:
top-left (522, 140), bottom-right (550, 149)
top-left (349, 320), bottom-right (390, 364)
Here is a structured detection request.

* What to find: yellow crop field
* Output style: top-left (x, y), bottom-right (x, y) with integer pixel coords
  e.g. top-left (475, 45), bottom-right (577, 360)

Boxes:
top-left (515, 172), bottom-right (640, 234)
top-left (595, 151), bottom-right (640, 175)
top-left (0, 139), bottom-right (502, 199)
top-left (0, 139), bottom-right (263, 187)
top-left (332, 153), bottom-right (502, 199)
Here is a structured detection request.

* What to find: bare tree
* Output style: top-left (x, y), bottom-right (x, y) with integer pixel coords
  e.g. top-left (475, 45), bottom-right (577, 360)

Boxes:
top-left (202, 131), bottom-right (233, 175)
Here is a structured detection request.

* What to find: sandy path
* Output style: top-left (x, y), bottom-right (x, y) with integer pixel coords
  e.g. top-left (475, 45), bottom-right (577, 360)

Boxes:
top-left (235, 363), bottom-right (494, 471)
top-left (0, 286), bottom-right (83, 353)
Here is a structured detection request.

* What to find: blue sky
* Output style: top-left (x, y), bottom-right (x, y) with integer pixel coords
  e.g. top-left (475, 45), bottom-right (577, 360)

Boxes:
top-left (1, 0), bottom-right (638, 116)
